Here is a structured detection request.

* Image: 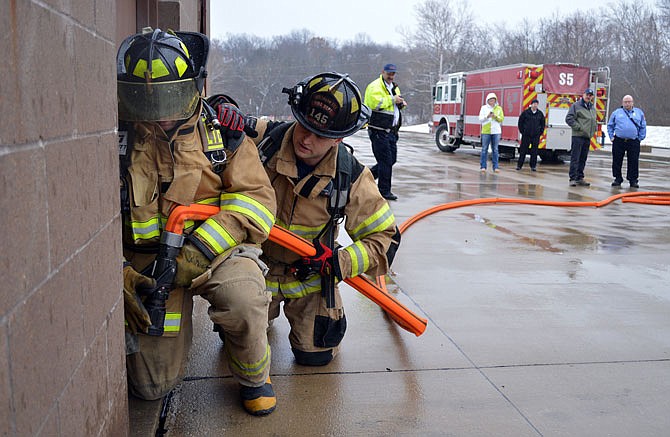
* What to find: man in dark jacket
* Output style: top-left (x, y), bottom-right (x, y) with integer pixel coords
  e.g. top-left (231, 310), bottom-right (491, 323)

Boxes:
top-left (516, 98), bottom-right (545, 171)
top-left (565, 88), bottom-right (597, 186)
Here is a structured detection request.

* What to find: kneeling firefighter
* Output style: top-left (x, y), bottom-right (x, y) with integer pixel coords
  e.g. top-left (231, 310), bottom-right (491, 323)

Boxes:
top-left (209, 72), bottom-right (400, 366)
top-left (118, 28), bottom-right (278, 416)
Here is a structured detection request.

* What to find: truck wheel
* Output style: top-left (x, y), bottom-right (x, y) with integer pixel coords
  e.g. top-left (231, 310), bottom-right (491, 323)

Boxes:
top-left (435, 124), bottom-right (459, 152)
top-left (539, 150), bottom-right (563, 163)
top-left (499, 145), bottom-right (515, 160)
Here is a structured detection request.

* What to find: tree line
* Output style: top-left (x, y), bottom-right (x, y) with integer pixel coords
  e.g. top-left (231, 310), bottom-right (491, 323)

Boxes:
top-left (208, 0), bottom-right (670, 125)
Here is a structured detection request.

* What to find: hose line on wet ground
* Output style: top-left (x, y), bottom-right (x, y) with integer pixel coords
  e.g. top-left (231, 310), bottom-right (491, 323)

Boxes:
top-left (377, 191), bottom-right (670, 289)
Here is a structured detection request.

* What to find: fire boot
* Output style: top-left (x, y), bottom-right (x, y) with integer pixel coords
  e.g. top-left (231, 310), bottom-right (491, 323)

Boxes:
top-left (240, 377), bottom-right (276, 416)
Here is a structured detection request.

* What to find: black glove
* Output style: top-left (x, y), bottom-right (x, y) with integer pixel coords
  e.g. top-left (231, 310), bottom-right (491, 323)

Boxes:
top-left (293, 240), bottom-right (341, 281)
top-left (216, 103), bottom-right (246, 149)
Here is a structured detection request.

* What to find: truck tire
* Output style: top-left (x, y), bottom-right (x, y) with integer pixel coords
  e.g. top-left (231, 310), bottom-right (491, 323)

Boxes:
top-left (539, 149), bottom-right (563, 163)
top-left (435, 124), bottom-right (459, 152)
top-left (499, 145), bottom-right (515, 160)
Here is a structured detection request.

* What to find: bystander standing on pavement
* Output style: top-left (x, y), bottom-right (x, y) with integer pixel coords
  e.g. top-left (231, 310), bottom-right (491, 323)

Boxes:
top-left (565, 88), bottom-right (597, 186)
top-left (516, 98), bottom-right (545, 171)
top-left (607, 95), bottom-right (646, 188)
top-left (364, 63), bottom-right (407, 201)
top-left (478, 93), bottom-right (504, 172)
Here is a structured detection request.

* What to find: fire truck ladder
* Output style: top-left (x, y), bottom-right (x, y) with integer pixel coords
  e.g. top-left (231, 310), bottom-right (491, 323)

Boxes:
top-left (591, 66), bottom-right (611, 146)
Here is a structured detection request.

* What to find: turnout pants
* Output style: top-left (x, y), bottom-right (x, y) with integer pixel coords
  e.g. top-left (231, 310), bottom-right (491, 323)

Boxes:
top-left (269, 285), bottom-right (346, 366)
top-left (368, 128), bottom-right (398, 195)
top-left (612, 137), bottom-right (640, 184)
top-left (126, 255), bottom-right (271, 400)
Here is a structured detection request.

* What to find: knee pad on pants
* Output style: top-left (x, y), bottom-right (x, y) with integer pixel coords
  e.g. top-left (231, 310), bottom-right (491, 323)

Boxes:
top-left (292, 348), bottom-right (333, 366)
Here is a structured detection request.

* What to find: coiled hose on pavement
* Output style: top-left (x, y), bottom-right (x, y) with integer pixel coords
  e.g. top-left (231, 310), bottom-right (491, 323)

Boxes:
top-left (376, 191), bottom-right (670, 289)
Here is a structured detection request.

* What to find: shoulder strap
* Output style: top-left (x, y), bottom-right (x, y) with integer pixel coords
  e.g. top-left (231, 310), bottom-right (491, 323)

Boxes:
top-left (328, 142), bottom-right (364, 219)
top-left (622, 108), bottom-right (641, 132)
top-left (257, 124), bottom-right (363, 222)
top-left (258, 121), bottom-right (292, 165)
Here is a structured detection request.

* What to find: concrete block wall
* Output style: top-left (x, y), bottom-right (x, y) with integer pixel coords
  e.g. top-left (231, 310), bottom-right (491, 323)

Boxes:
top-left (0, 0), bottom-right (128, 435)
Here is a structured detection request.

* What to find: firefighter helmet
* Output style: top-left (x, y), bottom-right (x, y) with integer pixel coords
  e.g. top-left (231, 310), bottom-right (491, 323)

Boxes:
top-left (117, 28), bottom-right (209, 122)
top-left (283, 72), bottom-right (370, 139)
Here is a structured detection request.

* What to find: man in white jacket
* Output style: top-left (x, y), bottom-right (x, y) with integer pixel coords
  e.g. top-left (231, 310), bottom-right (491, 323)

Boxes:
top-left (478, 93), bottom-right (504, 172)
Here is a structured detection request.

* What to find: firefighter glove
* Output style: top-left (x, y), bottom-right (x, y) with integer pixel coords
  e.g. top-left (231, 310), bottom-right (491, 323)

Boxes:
top-left (175, 242), bottom-right (211, 288)
top-left (293, 240), bottom-right (341, 281)
top-left (123, 264), bottom-right (155, 334)
top-left (216, 103), bottom-right (246, 149)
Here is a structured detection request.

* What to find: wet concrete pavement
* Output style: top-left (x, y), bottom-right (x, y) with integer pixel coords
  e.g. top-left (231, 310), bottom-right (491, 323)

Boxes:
top-left (131, 130), bottom-right (670, 436)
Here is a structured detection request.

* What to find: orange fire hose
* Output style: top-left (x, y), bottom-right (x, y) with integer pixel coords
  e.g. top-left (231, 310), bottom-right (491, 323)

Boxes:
top-left (397, 192), bottom-right (670, 234)
top-left (267, 227), bottom-right (428, 336)
top-left (166, 205), bottom-right (427, 336)
top-left (166, 204), bottom-right (220, 233)
top-left (375, 191), bottom-right (670, 288)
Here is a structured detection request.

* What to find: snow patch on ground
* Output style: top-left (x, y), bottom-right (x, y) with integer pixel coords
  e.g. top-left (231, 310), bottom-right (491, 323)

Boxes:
top-left (401, 123), bottom-right (670, 149)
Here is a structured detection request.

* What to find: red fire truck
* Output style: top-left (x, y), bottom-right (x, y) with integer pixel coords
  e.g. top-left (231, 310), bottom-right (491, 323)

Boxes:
top-left (432, 63), bottom-right (611, 161)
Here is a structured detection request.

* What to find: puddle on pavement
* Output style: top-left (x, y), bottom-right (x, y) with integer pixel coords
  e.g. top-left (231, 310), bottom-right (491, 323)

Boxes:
top-left (465, 212), bottom-right (562, 252)
top-left (465, 213), bottom-right (633, 253)
top-left (556, 228), bottom-right (633, 252)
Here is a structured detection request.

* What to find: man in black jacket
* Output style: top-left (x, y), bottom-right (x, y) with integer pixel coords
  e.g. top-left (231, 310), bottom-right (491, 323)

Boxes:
top-left (516, 99), bottom-right (546, 171)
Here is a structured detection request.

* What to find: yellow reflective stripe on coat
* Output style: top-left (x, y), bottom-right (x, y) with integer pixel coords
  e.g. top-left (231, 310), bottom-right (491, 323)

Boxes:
top-left (219, 193), bottom-right (275, 234)
top-left (275, 219), bottom-right (325, 241)
top-left (197, 196), bottom-right (221, 206)
top-left (130, 215), bottom-right (161, 241)
top-left (350, 202), bottom-right (395, 241)
top-left (129, 198), bottom-right (219, 241)
top-left (266, 275), bottom-right (322, 299)
top-left (228, 343), bottom-right (271, 378)
top-left (164, 312), bottom-right (181, 333)
top-left (344, 240), bottom-right (370, 277)
top-left (193, 217), bottom-right (237, 255)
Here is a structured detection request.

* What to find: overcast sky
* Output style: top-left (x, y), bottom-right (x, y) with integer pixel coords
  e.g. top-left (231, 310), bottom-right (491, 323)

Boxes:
top-left (210, 0), bottom-right (620, 47)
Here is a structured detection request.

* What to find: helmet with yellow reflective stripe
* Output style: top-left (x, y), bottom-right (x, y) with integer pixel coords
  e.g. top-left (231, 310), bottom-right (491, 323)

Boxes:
top-left (283, 72), bottom-right (371, 139)
top-left (116, 28), bottom-right (209, 122)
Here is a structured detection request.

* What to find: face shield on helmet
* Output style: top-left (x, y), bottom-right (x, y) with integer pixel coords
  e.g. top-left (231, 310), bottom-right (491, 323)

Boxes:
top-left (283, 72), bottom-right (371, 139)
top-left (116, 28), bottom-right (209, 122)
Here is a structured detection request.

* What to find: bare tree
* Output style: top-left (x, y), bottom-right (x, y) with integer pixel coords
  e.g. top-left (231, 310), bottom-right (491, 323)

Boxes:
top-left (206, 0), bottom-right (669, 125)
top-left (605, 1), bottom-right (670, 122)
top-left (405, 0), bottom-right (475, 76)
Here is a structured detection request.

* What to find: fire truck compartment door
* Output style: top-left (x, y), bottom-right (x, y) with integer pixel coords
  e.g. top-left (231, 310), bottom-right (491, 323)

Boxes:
top-left (546, 107), bottom-right (571, 149)
top-left (547, 107), bottom-right (569, 127)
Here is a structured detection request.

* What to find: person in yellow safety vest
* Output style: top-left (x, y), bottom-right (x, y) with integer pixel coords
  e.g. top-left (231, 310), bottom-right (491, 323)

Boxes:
top-left (117, 28), bottom-right (278, 416)
top-left (478, 92), bottom-right (505, 172)
top-left (215, 72), bottom-right (399, 367)
top-left (364, 63), bottom-right (407, 201)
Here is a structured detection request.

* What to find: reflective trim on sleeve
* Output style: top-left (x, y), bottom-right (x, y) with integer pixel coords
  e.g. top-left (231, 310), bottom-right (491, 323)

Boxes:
top-left (350, 203), bottom-right (395, 241)
top-left (163, 312), bottom-right (181, 333)
top-left (130, 215), bottom-right (161, 241)
top-left (193, 218), bottom-right (237, 255)
top-left (228, 343), bottom-right (271, 378)
top-left (343, 240), bottom-right (370, 277)
top-left (220, 193), bottom-right (275, 234)
top-left (265, 276), bottom-right (322, 299)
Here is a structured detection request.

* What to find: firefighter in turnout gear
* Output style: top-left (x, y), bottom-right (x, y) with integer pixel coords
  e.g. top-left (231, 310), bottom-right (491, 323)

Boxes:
top-left (118, 28), bottom-right (278, 416)
top-left (211, 72), bottom-right (399, 367)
